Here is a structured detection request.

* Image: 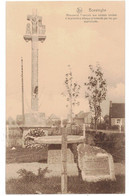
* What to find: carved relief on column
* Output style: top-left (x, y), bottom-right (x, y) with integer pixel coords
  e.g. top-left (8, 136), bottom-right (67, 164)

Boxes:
top-left (26, 23), bottom-right (31, 34)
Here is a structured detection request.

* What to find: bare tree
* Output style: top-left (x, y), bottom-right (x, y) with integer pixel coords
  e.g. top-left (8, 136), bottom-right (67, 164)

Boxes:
top-left (62, 65), bottom-right (80, 123)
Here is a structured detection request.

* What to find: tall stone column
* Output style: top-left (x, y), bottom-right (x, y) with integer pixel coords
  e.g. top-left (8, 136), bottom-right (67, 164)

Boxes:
top-left (24, 10), bottom-right (46, 112)
top-left (31, 35), bottom-right (38, 111)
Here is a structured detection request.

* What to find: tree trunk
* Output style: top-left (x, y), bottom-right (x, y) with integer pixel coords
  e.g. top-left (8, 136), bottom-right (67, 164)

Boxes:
top-left (94, 103), bottom-right (97, 131)
top-left (95, 119), bottom-right (97, 131)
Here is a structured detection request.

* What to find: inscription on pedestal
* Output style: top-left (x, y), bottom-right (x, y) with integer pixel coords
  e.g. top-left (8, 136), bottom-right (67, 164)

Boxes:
top-left (82, 156), bottom-right (110, 175)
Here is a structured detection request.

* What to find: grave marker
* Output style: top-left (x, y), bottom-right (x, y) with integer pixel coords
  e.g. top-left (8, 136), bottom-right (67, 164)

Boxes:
top-left (77, 144), bottom-right (116, 182)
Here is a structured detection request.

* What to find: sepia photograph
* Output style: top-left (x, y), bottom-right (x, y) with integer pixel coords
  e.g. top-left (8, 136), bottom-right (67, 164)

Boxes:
top-left (6, 0), bottom-right (125, 194)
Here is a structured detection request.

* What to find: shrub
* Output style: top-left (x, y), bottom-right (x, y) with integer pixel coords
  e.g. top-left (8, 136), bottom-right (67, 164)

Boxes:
top-left (17, 169), bottom-right (36, 181)
top-left (50, 127), bottom-right (61, 135)
top-left (38, 167), bottom-right (49, 179)
top-left (85, 131), bottom-right (125, 162)
top-left (97, 123), bottom-right (106, 130)
top-left (111, 125), bottom-right (119, 130)
top-left (17, 167), bottom-right (49, 182)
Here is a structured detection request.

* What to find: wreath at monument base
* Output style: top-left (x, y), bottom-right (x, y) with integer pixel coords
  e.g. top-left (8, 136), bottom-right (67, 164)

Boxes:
top-left (24, 128), bottom-right (48, 148)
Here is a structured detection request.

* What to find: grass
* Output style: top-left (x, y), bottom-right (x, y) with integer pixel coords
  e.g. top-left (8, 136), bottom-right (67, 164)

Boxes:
top-left (6, 147), bottom-right (48, 163)
top-left (6, 174), bottom-right (125, 194)
top-left (6, 146), bottom-right (125, 193)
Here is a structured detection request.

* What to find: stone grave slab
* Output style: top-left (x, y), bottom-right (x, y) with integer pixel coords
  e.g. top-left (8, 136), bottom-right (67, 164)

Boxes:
top-left (48, 148), bottom-right (74, 164)
top-left (77, 144), bottom-right (116, 182)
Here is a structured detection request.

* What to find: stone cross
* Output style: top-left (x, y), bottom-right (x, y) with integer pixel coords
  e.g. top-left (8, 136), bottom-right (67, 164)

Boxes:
top-left (24, 10), bottom-right (46, 111)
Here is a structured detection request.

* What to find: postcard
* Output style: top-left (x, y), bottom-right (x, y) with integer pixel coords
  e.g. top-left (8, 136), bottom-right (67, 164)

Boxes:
top-left (6, 1), bottom-right (125, 194)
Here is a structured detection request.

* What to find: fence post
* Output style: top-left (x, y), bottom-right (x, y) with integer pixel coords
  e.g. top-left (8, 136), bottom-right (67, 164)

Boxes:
top-left (61, 127), bottom-right (67, 194)
top-left (83, 124), bottom-right (86, 138)
top-left (6, 125), bottom-right (9, 147)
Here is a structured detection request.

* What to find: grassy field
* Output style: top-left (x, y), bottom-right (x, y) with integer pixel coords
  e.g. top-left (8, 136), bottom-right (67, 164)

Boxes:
top-left (6, 147), bottom-right (48, 164)
top-left (6, 145), bottom-right (125, 194)
top-left (6, 174), bottom-right (125, 194)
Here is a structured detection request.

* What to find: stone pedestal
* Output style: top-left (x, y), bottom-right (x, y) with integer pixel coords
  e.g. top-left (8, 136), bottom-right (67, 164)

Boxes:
top-left (48, 145), bottom-right (74, 164)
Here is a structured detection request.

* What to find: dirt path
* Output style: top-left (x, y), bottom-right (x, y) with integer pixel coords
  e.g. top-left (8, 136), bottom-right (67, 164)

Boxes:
top-left (6, 162), bottom-right (125, 181)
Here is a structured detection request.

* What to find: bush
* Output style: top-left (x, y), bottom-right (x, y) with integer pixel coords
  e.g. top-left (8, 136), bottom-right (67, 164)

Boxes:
top-left (97, 123), bottom-right (107, 130)
top-left (111, 125), bottom-right (119, 130)
top-left (86, 131), bottom-right (125, 163)
top-left (17, 169), bottom-right (36, 181)
top-left (50, 127), bottom-right (61, 135)
top-left (17, 167), bottom-right (49, 182)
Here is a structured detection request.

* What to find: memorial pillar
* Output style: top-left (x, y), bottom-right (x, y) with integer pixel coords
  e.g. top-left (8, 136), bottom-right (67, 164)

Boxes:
top-left (23, 10), bottom-right (46, 112)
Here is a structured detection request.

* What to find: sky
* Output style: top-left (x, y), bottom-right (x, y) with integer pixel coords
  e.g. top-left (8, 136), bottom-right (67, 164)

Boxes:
top-left (6, 1), bottom-right (125, 120)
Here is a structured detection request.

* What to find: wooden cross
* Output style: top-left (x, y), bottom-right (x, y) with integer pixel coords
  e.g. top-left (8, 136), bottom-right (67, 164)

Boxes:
top-left (61, 128), bottom-right (67, 193)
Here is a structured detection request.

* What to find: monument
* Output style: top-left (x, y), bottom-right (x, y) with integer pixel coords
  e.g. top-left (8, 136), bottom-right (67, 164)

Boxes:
top-left (77, 144), bottom-right (116, 182)
top-left (24, 9), bottom-right (46, 112)
top-left (19, 10), bottom-right (49, 147)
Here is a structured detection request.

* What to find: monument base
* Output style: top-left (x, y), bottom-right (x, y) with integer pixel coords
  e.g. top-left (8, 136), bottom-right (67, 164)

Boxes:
top-left (48, 144), bottom-right (74, 164)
